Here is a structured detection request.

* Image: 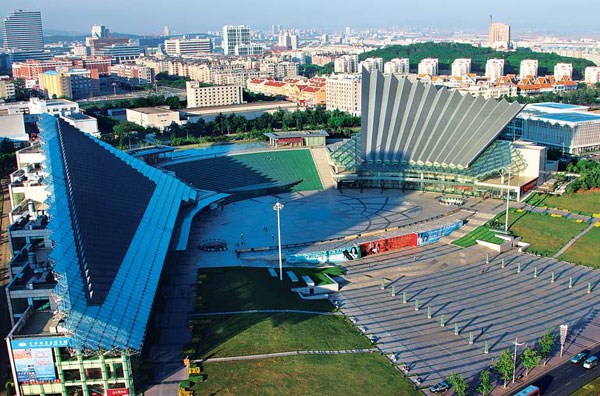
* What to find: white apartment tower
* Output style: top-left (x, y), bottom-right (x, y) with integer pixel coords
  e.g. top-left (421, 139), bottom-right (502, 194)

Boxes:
top-left (585, 66), bottom-right (600, 85)
top-left (489, 16), bottom-right (511, 48)
top-left (451, 58), bottom-right (471, 77)
top-left (186, 82), bottom-right (243, 108)
top-left (520, 59), bottom-right (539, 79)
top-left (554, 63), bottom-right (573, 81)
top-left (91, 24), bottom-right (108, 39)
top-left (418, 58), bottom-right (438, 76)
top-left (486, 59), bottom-right (505, 83)
top-left (2, 9), bottom-right (44, 59)
top-left (222, 25), bottom-right (251, 55)
top-left (360, 57), bottom-right (383, 73)
top-left (326, 73), bottom-right (361, 116)
top-left (334, 55), bottom-right (359, 74)
top-left (383, 58), bottom-right (410, 75)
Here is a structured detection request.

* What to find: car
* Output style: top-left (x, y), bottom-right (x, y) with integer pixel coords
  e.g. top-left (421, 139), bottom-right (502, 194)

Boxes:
top-left (429, 380), bottom-right (451, 393)
top-left (571, 351), bottom-right (589, 364)
top-left (583, 355), bottom-right (599, 369)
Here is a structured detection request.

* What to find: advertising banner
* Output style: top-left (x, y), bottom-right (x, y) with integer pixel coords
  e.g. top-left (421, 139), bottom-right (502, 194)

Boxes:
top-left (106, 389), bottom-right (130, 396)
top-left (359, 233), bottom-right (418, 257)
top-left (11, 337), bottom-right (71, 350)
top-left (286, 245), bottom-right (360, 264)
top-left (417, 220), bottom-right (464, 246)
top-left (13, 347), bottom-right (56, 383)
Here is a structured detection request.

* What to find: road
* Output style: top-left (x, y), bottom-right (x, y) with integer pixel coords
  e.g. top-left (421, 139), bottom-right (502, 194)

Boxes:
top-left (512, 344), bottom-right (600, 396)
top-left (77, 86), bottom-right (186, 104)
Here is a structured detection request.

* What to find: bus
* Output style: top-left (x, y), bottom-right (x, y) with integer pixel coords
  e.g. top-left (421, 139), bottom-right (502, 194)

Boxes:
top-left (513, 385), bottom-right (541, 396)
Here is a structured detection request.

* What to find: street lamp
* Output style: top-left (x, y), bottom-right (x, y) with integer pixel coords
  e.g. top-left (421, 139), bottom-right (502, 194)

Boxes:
top-left (273, 201), bottom-right (284, 281)
top-left (513, 337), bottom-right (526, 384)
top-left (501, 166), bottom-right (512, 233)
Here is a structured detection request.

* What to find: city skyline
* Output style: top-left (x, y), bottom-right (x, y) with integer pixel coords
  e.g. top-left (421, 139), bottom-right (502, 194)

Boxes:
top-left (1, 0), bottom-right (599, 36)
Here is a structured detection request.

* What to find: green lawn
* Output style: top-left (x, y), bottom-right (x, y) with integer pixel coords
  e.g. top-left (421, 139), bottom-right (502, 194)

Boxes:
top-left (452, 226), bottom-right (505, 247)
top-left (526, 191), bottom-right (600, 216)
top-left (189, 353), bottom-right (421, 396)
top-left (189, 313), bottom-right (371, 359)
top-left (196, 268), bottom-right (334, 312)
top-left (571, 375), bottom-right (600, 396)
top-left (495, 209), bottom-right (588, 256)
top-left (559, 226), bottom-right (600, 269)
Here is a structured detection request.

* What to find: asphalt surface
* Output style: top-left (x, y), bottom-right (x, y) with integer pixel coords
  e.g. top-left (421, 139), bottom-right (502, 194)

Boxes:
top-left (513, 344), bottom-right (600, 396)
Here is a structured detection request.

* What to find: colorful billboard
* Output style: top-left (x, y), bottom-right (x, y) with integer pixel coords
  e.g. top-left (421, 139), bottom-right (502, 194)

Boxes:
top-left (12, 347), bottom-right (56, 383)
top-left (11, 337), bottom-right (71, 350)
top-left (359, 233), bottom-right (418, 257)
top-left (417, 220), bottom-right (464, 246)
top-left (286, 245), bottom-right (360, 264)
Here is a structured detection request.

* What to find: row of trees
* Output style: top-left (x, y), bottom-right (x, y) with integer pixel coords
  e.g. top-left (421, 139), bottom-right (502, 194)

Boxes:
top-left (82, 94), bottom-right (183, 113)
top-left (565, 159), bottom-right (600, 192)
top-left (446, 328), bottom-right (557, 396)
top-left (503, 84), bottom-right (600, 106)
top-left (103, 106), bottom-right (360, 149)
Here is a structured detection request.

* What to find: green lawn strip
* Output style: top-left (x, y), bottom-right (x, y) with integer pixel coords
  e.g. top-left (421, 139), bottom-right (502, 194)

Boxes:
top-left (196, 268), bottom-right (334, 312)
top-left (190, 353), bottom-right (420, 396)
top-left (559, 227), bottom-right (600, 269)
top-left (292, 267), bottom-right (345, 285)
top-left (495, 209), bottom-right (588, 256)
top-left (452, 226), bottom-right (505, 247)
top-left (189, 313), bottom-right (371, 359)
top-left (526, 191), bottom-right (600, 216)
top-left (571, 375), bottom-right (600, 396)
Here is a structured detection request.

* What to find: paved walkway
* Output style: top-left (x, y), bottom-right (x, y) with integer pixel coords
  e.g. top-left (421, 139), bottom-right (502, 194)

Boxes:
top-left (195, 348), bottom-right (378, 363)
top-left (553, 222), bottom-right (596, 258)
top-left (310, 147), bottom-right (336, 190)
top-left (191, 309), bottom-right (342, 316)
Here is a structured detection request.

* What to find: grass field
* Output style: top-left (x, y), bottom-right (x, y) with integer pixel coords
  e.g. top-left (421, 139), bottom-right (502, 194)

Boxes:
top-left (452, 226), bottom-right (505, 247)
top-left (495, 209), bottom-right (588, 256)
top-left (559, 227), bottom-right (600, 269)
top-left (185, 268), bottom-right (418, 395)
top-left (196, 268), bottom-right (334, 312)
top-left (526, 191), bottom-right (600, 216)
top-left (189, 354), bottom-right (421, 396)
top-left (190, 313), bottom-right (371, 359)
top-left (165, 149), bottom-right (323, 194)
top-left (571, 376), bottom-right (600, 396)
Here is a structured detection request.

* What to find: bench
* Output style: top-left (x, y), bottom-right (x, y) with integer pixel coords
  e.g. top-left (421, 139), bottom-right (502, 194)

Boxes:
top-left (268, 268), bottom-right (278, 278)
top-left (286, 271), bottom-right (299, 282)
top-left (302, 275), bottom-right (315, 287)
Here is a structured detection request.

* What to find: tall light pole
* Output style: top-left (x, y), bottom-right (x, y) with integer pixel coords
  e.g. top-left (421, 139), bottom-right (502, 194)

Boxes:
top-left (513, 337), bottom-right (526, 384)
top-left (505, 166), bottom-right (511, 233)
top-left (273, 201), bottom-right (284, 281)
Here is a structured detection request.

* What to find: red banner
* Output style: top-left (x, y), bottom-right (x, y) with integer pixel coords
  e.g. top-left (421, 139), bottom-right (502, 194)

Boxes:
top-left (360, 233), bottom-right (417, 256)
top-left (106, 389), bottom-right (129, 396)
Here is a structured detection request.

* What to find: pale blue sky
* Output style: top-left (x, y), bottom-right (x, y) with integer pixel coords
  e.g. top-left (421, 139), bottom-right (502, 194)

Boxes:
top-left (1, 0), bottom-right (598, 36)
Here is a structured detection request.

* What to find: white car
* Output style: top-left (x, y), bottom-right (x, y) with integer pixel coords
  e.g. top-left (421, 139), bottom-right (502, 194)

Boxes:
top-left (583, 355), bottom-right (598, 369)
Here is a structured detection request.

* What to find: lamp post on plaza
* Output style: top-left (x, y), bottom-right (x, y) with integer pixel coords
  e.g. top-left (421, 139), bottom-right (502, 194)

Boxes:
top-left (500, 166), bottom-right (511, 233)
top-left (273, 201), bottom-right (284, 281)
top-left (512, 337), bottom-right (526, 384)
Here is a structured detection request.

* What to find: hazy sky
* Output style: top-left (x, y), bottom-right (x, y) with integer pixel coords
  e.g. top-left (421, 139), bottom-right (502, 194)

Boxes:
top-left (1, 0), bottom-right (599, 36)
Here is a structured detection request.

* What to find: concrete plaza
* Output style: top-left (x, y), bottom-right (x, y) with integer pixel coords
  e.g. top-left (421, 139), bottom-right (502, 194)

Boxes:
top-left (335, 245), bottom-right (600, 387)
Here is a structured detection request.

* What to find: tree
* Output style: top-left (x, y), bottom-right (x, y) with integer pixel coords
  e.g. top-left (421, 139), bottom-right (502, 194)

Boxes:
top-left (476, 370), bottom-right (493, 396)
top-left (166, 95), bottom-right (182, 110)
top-left (494, 349), bottom-right (515, 388)
top-left (521, 347), bottom-right (541, 376)
top-left (447, 372), bottom-right (468, 396)
top-left (539, 328), bottom-right (557, 365)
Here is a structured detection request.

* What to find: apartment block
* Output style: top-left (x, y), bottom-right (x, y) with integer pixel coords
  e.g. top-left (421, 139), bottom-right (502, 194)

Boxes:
top-left (186, 82), bottom-right (243, 108)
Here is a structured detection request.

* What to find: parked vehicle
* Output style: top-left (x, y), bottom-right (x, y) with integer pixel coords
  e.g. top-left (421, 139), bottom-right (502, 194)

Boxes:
top-left (571, 351), bottom-right (589, 364)
top-left (583, 355), bottom-right (599, 369)
top-left (429, 380), bottom-right (450, 393)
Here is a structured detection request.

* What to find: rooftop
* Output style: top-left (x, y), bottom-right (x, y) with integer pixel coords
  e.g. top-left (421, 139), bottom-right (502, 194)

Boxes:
top-left (184, 101), bottom-right (297, 115)
top-left (129, 106), bottom-right (176, 115)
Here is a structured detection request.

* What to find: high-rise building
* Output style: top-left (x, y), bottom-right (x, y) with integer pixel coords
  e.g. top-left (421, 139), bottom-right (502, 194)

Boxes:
top-left (334, 55), bottom-right (359, 74)
top-left (39, 68), bottom-right (93, 100)
top-left (222, 25), bottom-right (251, 55)
top-left (360, 57), bottom-right (383, 73)
top-left (164, 38), bottom-right (212, 57)
top-left (451, 58), bottom-right (471, 77)
top-left (383, 58), bottom-right (410, 75)
top-left (486, 59), bottom-right (505, 83)
top-left (2, 10), bottom-right (45, 61)
top-left (488, 16), bottom-right (511, 48)
top-left (186, 82), bottom-right (243, 108)
top-left (585, 66), bottom-right (600, 85)
top-left (554, 63), bottom-right (573, 81)
top-left (234, 43), bottom-right (263, 56)
top-left (520, 59), bottom-right (539, 79)
top-left (326, 73), bottom-right (361, 116)
top-left (418, 58), bottom-right (438, 76)
top-left (91, 24), bottom-right (108, 39)
top-left (277, 30), bottom-right (299, 50)
top-left (163, 25), bottom-right (170, 37)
